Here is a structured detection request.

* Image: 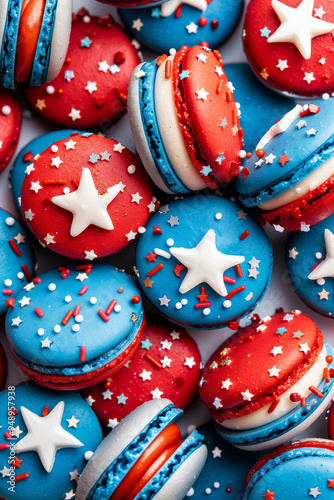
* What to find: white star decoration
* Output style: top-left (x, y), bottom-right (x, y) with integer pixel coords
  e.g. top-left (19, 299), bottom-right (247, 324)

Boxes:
top-left (186, 21), bottom-right (198, 33)
top-left (102, 389), bottom-right (113, 400)
top-left (184, 357), bottom-right (196, 368)
top-left (268, 0), bottom-right (334, 59)
top-left (308, 229), bottom-right (334, 280)
top-left (213, 397), bottom-right (222, 409)
top-left (212, 446), bottom-right (222, 458)
top-left (66, 416), bottom-right (79, 428)
top-left (85, 81), bottom-right (97, 94)
top-left (51, 156), bottom-right (63, 168)
top-left (132, 18), bottom-right (143, 31)
top-left (15, 402), bottom-right (83, 472)
top-left (160, 0), bottom-right (207, 17)
top-left (221, 378), bottom-right (232, 390)
top-left (151, 387), bottom-right (163, 399)
top-left (30, 181), bottom-right (42, 193)
top-left (68, 108), bottom-right (81, 121)
top-left (107, 418), bottom-right (118, 429)
top-left (170, 229), bottom-right (245, 296)
top-left (139, 369), bottom-right (152, 381)
top-left (52, 168), bottom-right (123, 237)
top-left (304, 72), bottom-right (316, 84)
top-left (289, 247), bottom-right (299, 259)
top-left (270, 346), bottom-right (283, 356)
top-left (161, 356), bottom-right (172, 368)
top-left (64, 139), bottom-right (76, 150)
top-left (98, 60), bottom-right (109, 73)
top-left (241, 389), bottom-right (254, 401)
top-left (300, 342), bottom-right (311, 354)
top-left (276, 59), bottom-right (289, 71)
top-left (309, 487), bottom-right (321, 498)
top-left (196, 88), bottom-right (209, 100)
top-left (85, 249), bottom-right (97, 261)
top-left (268, 366), bottom-right (281, 377)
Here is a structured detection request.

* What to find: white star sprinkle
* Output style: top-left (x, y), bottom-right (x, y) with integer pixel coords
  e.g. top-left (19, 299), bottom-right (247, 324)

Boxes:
top-left (170, 330), bottom-right (180, 340)
top-left (159, 295), bottom-right (171, 306)
top-left (303, 72), bottom-right (316, 84)
top-left (161, 339), bottom-right (172, 350)
top-left (76, 273), bottom-right (88, 282)
top-left (19, 296), bottom-right (31, 307)
top-left (300, 342), bottom-right (311, 354)
top-left (248, 267), bottom-right (260, 279)
top-left (85, 250), bottom-right (97, 261)
top-left (68, 108), bottom-right (81, 121)
top-left (215, 66), bottom-right (224, 77)
top-left (248, 256), bottom-right (260, 268)
top-left (85, 81), bottom-right (98, 94)
top-left (309, 486), bottom-right (321, 498)
top-left (51, 156), bottom-right (63, 168)
top-left (139, 369), bottom-right (152, 381)
top-left (196, 53), bottom-right (207, 63)
top-left (306, 127), bottom-right (317, 136)
top-left (270, 346), bottom-right (283, 356)
top-left (113, 142), bottom-right (126, 153)
top-left (196, 88), bottom-right (209, 100)
top-left (184, 357), bottom-right (196, 368)
top-left (131, 192), bottom-right (143, 204)
top-left (85, 395), bottom-right (95, 406)
top-left (265, 153), bottom-right (276, 164)
top-left (98, 60), bottom-right (110, 73)
top-left (289, 247), bottom-right (299, 259)
top-left (268, 366), bottom-right (281, 377)
top-left (160, 356), bottom-right (172, 368)
top-left (212, 446), bottom-right (222, 458)
top-left (12, 316), bottom-right (22, 327)
top-left (213, 397), bottom-right (223, 409)
top-left (66, 416), bottom-right (79, 428)
top-left (296, 119), bottom-right (307, 129)
top-left (64, 139), bottom-right (76, 150)
top-left (134, 69), bottom-right (146, 79)
top-left (186, 21), bottom-right (198, 33)
top-left (30, 181), bottom-right (43, 193)
top-left (221, 378), bottom-right (232, 390)
top-left (151, 387), bottom-right (163, 399)
top-left (44, 233), bottom-right (55, 245)
top-left (126, 230), bottom-right (137, 241)
top-left (107, 418), bottom-right (118, 429)
top-left (276, 59), bottom-right (289, 71)
top-left (314, 6), bottom-right (326, 18)
top-left (241, 389), bottom-right (254, 401)
top-left (102, 389), bottom-right (113, 400)
top-left (41, 337), bottom-right (52, 348)
top-left (132, 18), bottom-right (144, 31)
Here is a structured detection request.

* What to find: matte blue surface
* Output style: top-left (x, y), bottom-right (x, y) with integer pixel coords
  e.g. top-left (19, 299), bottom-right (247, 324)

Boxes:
top-left (236, 98), bottom-right (334, 207)
top-left (10, 130), bottom-right (81, 214)
top-left (135, 195), bottom-right (273, 328)
top-left (0, 382), bottom-right (102, 500)
top-left (6, 263), bottom-right (144, 374)
top-left (224, 63), bottom-right (293, 152)
top-left (119, 0), bottom-right (243, 54)
top-left (0, 0), bottom-right (22, 89)
top-left (0, 208), bottom-right (35, 316)
top-left (286, 213), bottom-right (334, 317)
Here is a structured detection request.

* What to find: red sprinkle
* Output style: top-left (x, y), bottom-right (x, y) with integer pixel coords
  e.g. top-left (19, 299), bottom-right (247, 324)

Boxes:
top-left (62, 310), bottom-right (73, 325)
top-left (61, 270), bottom-right (70, 279)
top-left (14, 473), bottom-right (29, 482)
top-left (21, 265), bottom-right (32, 281)
top-left (213, 49), bottom-right (222, 63)
top-left (309, 386), bottom-right (324, 398)
top-left (131, 295), bottom-right (141, 304)
top-left (5, 298), bottom-right (15, 308)
top-left (235, 264), bottom-right (243, 277)
top-left (195, 301), bottom-right (211, 309)
top-left (226, 91), bottom-right (232, 102)
top-left (76, 264), bottom-right (92, 271)
top-left (223, 276), bottom-right (236, 284)
top-left (198, 16), bottom-right (207, 26)
top-left (79, 285), bottom-right (88, 295)
top-left (301, 397), bottom-right (306, 407)
top-left (211, 19), bottom-right (219, 30)
top-left (34, 307), bottom-right (44, 318)
top-left (326, 355), bottom-right (333, 364)
top-left (114, 51), bottom-right (125, 65)
top-left (5, 432), bottom-right (12, 440)
top-left (324, 367), bottom-right (330, 383)
top-left (246, 152), bottom-right (252, 158)
top-left (42, 406), bottom-right (49, 416)
top-left (175, 4), bottom-right (182, 17)
top-left (300, 103), bottom-right (320, 117)
top-left (225, 286), bottom-right (245, 301)
top-left (216, 79), bottom-right (224, 94)
top-left (268, 397), bottom-right (280, 413)
top-left (43, 179), bottom-right (67, 185)
top-left (33, 277), bottom-right (42, 284)
top-left (241, 167), bottom-right (250, 179)
top-left (152, 226), bottom-right (162, 235)
top-left (156, 54), bottom-right (168, 66)
top-left (0, 444), bottom-right (9, 450)
top-left (148, 263), bottom-right (164, 277)
top-left (256, 149), bottom-right (265, 158)
top-left (22, 151), bottom-right (33, 162)
top-left (3, 289), bottom-right (13, 295)
top-left (239, 230), bottom-right (250, 240)
top-left (98, 309), bottom-right (109, 322)
top-left (80, 346), bottom-right (86, 362)
top-left (73, 305), bottom-right (81, 317)
top-left (228, 321), bottom-right (239, 330)
top-left (145, 353), bottom-right (162, 369)
top-left (249, 313), bottom-right (260, 323)
top-left (105, 299), bottom-right (117, 315)
top-left (9, 239), bottom-right (22, 257)
top-left (165, 59), bottom-right (171, 79)
top-left (233, 109), bottom-right (238, 125)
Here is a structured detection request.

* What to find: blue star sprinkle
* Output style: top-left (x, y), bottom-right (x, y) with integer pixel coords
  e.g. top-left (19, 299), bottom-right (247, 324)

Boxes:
top-left (89, 153), bottom-right (100, 164)
top-left (260, 27), bottom-right (271, 38)
top-left (201, 165), bottom-right (212, 176)
top-left (180, 70), bottom-right (191, 80)
top-left (109, 64), bottom-right (120, 75)
top-left (141, 339), bottom-right (153, 350)
top-left (81, 37), bottom-right (93, 48)
top-left (276, 327), bottom-right (287, 336)
top-left (151, 7), bottom-right (161, 18)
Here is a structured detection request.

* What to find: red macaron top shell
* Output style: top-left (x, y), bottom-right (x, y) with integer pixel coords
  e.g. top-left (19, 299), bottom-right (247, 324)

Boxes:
top-left (0, 89), bottom-right (21, 172)
top-left (173, 45), bottom-right (243, 186)
top-left (199, 312), bottom-right (323, 417)
top-left (23, 9), bottom-right (141, 129)
top-left (81, 319), bottom-right (201, 427)
top-left (243, 0), bottom-right (334, 96)
top-left (20, 133), bottom-right (154, 260)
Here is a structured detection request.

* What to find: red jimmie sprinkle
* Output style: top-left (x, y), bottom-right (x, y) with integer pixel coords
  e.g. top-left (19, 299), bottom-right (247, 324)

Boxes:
top-left (79, 285), bottom-right (88, 295)
top-left (98, 309), bottom-right (109, 322)
top-left (34, 307), bottom-right (44, 318)
top-left (21, 265), bottom-right (32, 281)
top-left (80, 346), bottom-right (86, 362)
top-left (226, 91), bottom-right (232, 102)
top-left (5, 432), bottom-right (12, 440)
top-left (61, 270), bottom-right (70, 279)
top-left (145, 353), bottom-right (162, 369)
top-left (175, 4), bottom-right (182, 17)
top-left (33, 277), bottom-right (42, 284)
top-left (195, 301), bottom-right (211, 309)
top-left (42, 406), bottom-right (49, 416)
top-left (9, 239), bottom-right (22, 257)
top-left (309, 386), bottom-right (324, 398)
top-left (3, 289), bottom-right (13, 295)
top-left (43, 179), bottom-right (67, 185)
top-left (156, 54), bottom-right (168, 67)
top-left (148, 263), bottom-right (164, 277)
top-left (324, 367), bottom-right (330, 383)
top-left (228, 321), bottom-right (239, 330)
top-left (225, 286), bottom-right (245, 301)
top-left (0, 444), bottom-right (9, 450)
top-left (165, 59), bottom-right (171, 79)
top-left (239, 230), bottom-right (250, 240)
top-left (301, 397), bottom-right (306, 407)
top-left (235, 264), bottom-right (243, 277)
top-left (76, 264), bottom-right (92, 271)
top-left (223, 276), bottom-right (236, 284)
top-left (62, 310), bottom-right (73, 325)
top-left (211, 19), bottom-right (219, 30)
top-left (216, 79), bottom-right (224, 94)
top-left (73, 305), bottom-right (81, 317)
top-left (330, 369), bottom-right (334, 378)
top-left (268, 397), bottom-right (280, 413)
top-left (105, 299), bottom-right (117, 315)
top-left (14, 473), bottom-right (29, 482)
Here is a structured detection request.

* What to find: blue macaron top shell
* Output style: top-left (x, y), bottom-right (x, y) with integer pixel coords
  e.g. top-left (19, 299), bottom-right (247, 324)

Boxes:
top-left (243, 443), bottom-right (334, 498)
top-left (0, 382), bottom-right (102, 500)
top-left (224, 63), bottom-right (293, 152)
top-left (135, 195), bottom-right (273, 328)
top-left (0, 0), bottom-right (22, 89)
top-left (119, 0), bottom-right (243, 54)
top-left (286, 213), bottom-right (334, 317)
top-left (0, 208), bottom-right (35, 317)
top-left (236, 98), bottom-right (334, 207)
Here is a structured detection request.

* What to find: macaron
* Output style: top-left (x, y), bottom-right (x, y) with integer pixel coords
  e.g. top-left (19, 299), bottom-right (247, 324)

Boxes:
top-left (23, 8), bottom-right (141, 129)
top-left (127, 45), bottom-right (244, 194)
top-left (98, 0), bottom-right (165, 6)
top-left (199, 311), bottom-right (334, 450)
top-left (0, 343), bottom-right (7, 390)
top-left (5, 263), bottom-right (145, 390)
top-left (189, 422), bottom-right (264, 499)
top-left (75, 399), bottom-right (207, 500)
top-left (243, 439), bottom-right (334, 498)
top-left (0, 88), bottom-right (21, 173)
top-left (0, 0), bottom-right (72, 89)
top-left (135, 195), bottom-right (273, 329)
top-left (236, 98), bottom-right (334, 232)
top-left (0, 208), bottom-right (35, 317)
top-left (20, 133), bottom-right (154, 260)
top-left (0, 382), bottom-right (103, 500)
top-left (119, 0), bottom-right (243, 54)
top-left (10, 129), bottom-right (81, 214)
top-left (224, 63), bottom-right (293, 152)
top-left (243, 0), bottom-right (334, 97)
top-left (286, 213), bottom-right (334, 318)
top-left (81, 318), bottom-right (201, 428)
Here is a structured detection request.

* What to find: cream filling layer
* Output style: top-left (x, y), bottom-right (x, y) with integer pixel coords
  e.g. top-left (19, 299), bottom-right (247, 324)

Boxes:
top-left (259, 156), bottom-right (334, 211)
top-left (154, 55), bottom-right (207, 191)
top-left (219, 345), bottom-right (327, 430)
top-left (46, 0), bottom-right (72, 82)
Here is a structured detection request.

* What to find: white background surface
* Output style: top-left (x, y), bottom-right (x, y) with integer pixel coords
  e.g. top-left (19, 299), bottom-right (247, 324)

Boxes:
top-left (0, 0), bottom-right (332, 440)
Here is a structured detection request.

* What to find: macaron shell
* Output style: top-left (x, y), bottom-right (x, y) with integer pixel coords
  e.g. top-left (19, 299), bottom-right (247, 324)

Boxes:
top-left (0, 0), bottom-right (22, 89)
top-left (20, 134), bottom-right (153, 260)
top-left (46, 0), bottom-right (73, 81)
top-left (0, 0), bottom-right (10, 63)
top-left (243, 0), bottom-right (334, 96)
top-left (175, 45), bottom-right (243, 184)
top-left (0, 88), bottom-right (21, 172)
top-left (23, 10), bottom-right (141, 129)
top-left (81, 319), bottom-right (201, 427)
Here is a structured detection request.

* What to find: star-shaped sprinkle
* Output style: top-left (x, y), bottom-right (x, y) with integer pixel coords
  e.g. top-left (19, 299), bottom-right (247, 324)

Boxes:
top-left (167, 215), bottom-right (179, 227)
top-left (131, 192), bottom-right (143, 204)
top-left (248, 256), bottom-right (260, 268)
top-left (213, 397), bottom-right (222, 409)
top-left (51, 156), bottom-right (63, 168)
top-left (0, 467), bottom-right (11, 478)
top-left (65, 490), bottom-right (75, 500)
top-left (113, 143), bottom-right (125, 154)
top-left (220, 117), bottom-right (228, 129)
top-left (265, 153), bottom-right (276, 164)
top-left (64, 139), bottom-right (76, 150)
top-left (85, 395), bottom-right (95, 406)
top-left (68, 108), bottom-right (81, 121)
top-left (67, 416), bottom-right (79, 428)
top-left (319, 57), bottom-right (326, 64)
top-left (306, 127), bottom-right (317, 136)
top-left (196, 53), bottom-right (207, 63)
top-left (139, 369), bottom-right (152, 381)
top-left (257, 324), bottom-right (267, 332)
top-left (248, 268), bottom-right (260, 279)
top-left (14, 233), bottom-right (25, 244)
top-left (161, 339), bottom-right (172, 350)
top-left (109, 64), bottom-right (120, 75)
top-left (85, 81), bottom-right (97, 94)
top-left (170, 330), bottom-right (180, 340)
top-left (276, 327), bottom-right (287, 335)
top-left (270, 346), bottom-right (283, 356)
top-left (279, 153), bottom-right (290, 166)
top-left (35, 99), bottom-right (46, 111)
top-left (19, 296), bottom-right (31, 307)
top-left (304, 71), bottom-right (316, 84)
top-left (260, 26), bottom-right (271, 37)
top-left (41, 337), bottom-right (52, 348)
top-left (300, 222), bottom-right (310, 232)
top-left (221, 378), bottom-right (232, 390)
top-left (296, 119), bottom-right (307, 129)
top-left (134, 69), bottom-right (146, 79)
top-left (215, 66), bottom-right (224, 77)
top-left (283, 313), bottom-right (294, 321)
top-left (263, 491), bottom-right (275, 500)
top-left (107, 418), bottom-right (118, 429)
top-left (151, 387), bottom-right (163, 399)
top-left (212, 446), bottom-right (222, 458)
top-left (289, 247), bottom-right (299, 259)
top-left (98, 60), bottom-right (109, 73)
top-left (151, 7), bottom-right (161, 18)
top-left (30, 181), bottom-right (42, 193)
top-left (215, 153), bottom-right (225, 164)
top-left (64, 70), bottom-right (74, 82)
top-left (292, 330), bottom-right (304, 339)
top-left (300, 342), bottom-right (310, 354)
top-left (69, 470), bottom-right (80, 482)
top-left (314, 5), bottom-right (326, 17)
top-left (143, 276), bottom-right (154, 288)
top-left (89, 153), bottom-right (100, 164)
top-left (196, 88), bottom-right (209, 100)
top-left (309, 487), bottom-right (321, 498)
top-left (117, 393), bottom-right (127, 405)
top-left (159, 295), bottom-right (171, 306)
top-left (184, 357), bottom-right (196, 368)
top-left (328, 479), bottom-right (334, 489)
top-left (132, 18), bottom-right (144, 31)
top-left (160, 356), bottom-right (172, 368)
top-left (24, 282), bottom-right (34, 292)
top-left (12, 316), bottom-right (22, 327)
top-left (268, 366), bottom-right (281, 377)
top-left (255, 158), bottom-right (265, 168)
top-left (24, 208), bottom-right (34, 222)
top-left (201, 165), bottom-right (212, 176)
top-left (76, 273), bottom-right (88, 283)
top-left (276, 59), bottom-right (289, 71)
top-left (10, 426), bottom-right (23, 438)
top-left (100, 150), bottom-right (111, 161)
top-left (81, 37), bottom-right (93, 48)
top-left (237, 209), bottom-right (247, 220)
top-left (241, 389), bottom-right (254, 401)
top-left (85, 250), bottom-right (97, 261)
top-left (180, 70), bottom-right (191, 80)
top-left (318, 288), bottom-right (330, 300)
top-left (141, 339), bottom-right (153, 350)
top-left (210, 361), bottom-right (218, 370)
top-left (186, 21), bottom-right (198, 33)
top-left (102, 389), bottom-right (113, 400)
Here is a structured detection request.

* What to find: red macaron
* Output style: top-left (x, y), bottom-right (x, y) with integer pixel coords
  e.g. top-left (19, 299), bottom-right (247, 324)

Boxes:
top-left (0, 88), bottom-right (21, 172)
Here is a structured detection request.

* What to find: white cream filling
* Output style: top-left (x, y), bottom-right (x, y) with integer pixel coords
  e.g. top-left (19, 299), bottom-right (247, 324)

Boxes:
top-left (46, 0), bottom-right (72, 82)
top-left (219, 345), bottom-right (327, 430)
top-left (154, 55), bottom-right (207, 191)
top-left (259, 155), bottom-right (334, 211)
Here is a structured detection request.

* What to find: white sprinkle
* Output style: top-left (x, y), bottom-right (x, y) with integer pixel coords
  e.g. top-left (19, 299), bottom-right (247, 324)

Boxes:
top-left (175, 302), bottom-right (182, 310)
top-left (63, 187), bottom-right (70, 194)
top-left (322, 93), bottom-right (330, 100)
top-left (213, 482), bottom-right (220, 489)
top-left (83, 15), bottom-right (91, 23)
top-left (316, 252), bottom-right (322, 259)
top-left (46, 85), bottom-right (55, 95)
top-left (37, 328), bottom-right (44, 336)
top-left (84, 451), bottom-right (93, 460)
top-left (155, 248), bottom-right (171, 259)
top-left (75, 314), bottom-right (83, 323)
top-left (317, 278), bottom-right (325, 285)
top-left (1, 105), bottom-right (11, 115)
top-left (223, 300), bottom-right (232, 308)
top-left (239, 150), bottom-right (246, 158)
top-left (4, 279), bottom-right (12, 287)
top-left (114, 305), bottom-right (122, 312)
top-left (65, 295), bottom-right (72, 303)
top-left (166, 238), bottom-right (174, 246)
top-left (17, 272), bottom-right (24, 280)
top-left (127, 164), bottom-right (136, 174)
top-left (169, 48), bottom-right (176, 56)
top-left (303, 104), bottom-right (308, 111)
top-left (54, 325), bottom-right (61, 333)
top-left (186, 488), bottom-right (194, 497)
top-left (5, 217), bottom-right (15, 226)
top-left (215, 213), bottom-right (222, 220)
top-left (48, 283), bottom-right (56, 291)
top-left (181, 299), bottom-right (188, 305)
top-left (138, 226), bottom-right (146, 234)
top-left (90, 297), bottom-right (97, 304)
top-left (205, 488), bottom-right (211, 494)
top-left (51, 145), bottom-right (58, 153)
top-left (203, 308), bottom-right (210, 315)
top-left (72, 324), bottom-right (80, 332)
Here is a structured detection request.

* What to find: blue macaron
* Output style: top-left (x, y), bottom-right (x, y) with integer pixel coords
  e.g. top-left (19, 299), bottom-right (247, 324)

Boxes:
top-left (0, 382), bottom-right (102, 500)
top-left (0, 208), bottom-right (35, 317)
top-left (119, 0), bottom-right (243, 54)
top-left (135, 195), bottom-right (273, 329)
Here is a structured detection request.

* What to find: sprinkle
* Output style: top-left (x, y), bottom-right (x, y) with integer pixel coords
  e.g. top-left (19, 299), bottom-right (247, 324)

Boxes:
top-left (76, 264), bottom-right (92, 271)
top-left (195, 301), bottom-right (211, 309)
top-left (21, 265), bottom-right (32, 281)
top-left (330, 369), bottom-right (334, 378)
top-left (9, 239), bottom-right (22, 257)
top-left (235, 264), bottom-right (243, 277)
top-left (301, 397), bottom-right (306, 407)
top-left (0, 444), bottom-right (9, 450)
top-left (324, 367), bottom-right (330, 383)
top-left (148, 263), bottom-right (164, 277)
top-left (131, 295), bottom-right (141, 304)
top-left (156, 54), bottom-right (168, 66)
top-left (61, 270), bottom-right (70, 279)
top-left (14, 473), bottom-right (29, 481)
top-left (268, 397), bottom-right (280, 413)
top-left (42, 406), bottom-right (49, 416)
top-left (226, 91), bottom-right (232, 102)
top-left (33, 277), bottom-right (42, 284)
top-left (73, 305), bottom-right (81, 317)
top-left (98, 309), bottom-right (109, 322)
top-left (62, 310), bottom-right (73, 325)
top-left (290, 393), bottom-right (301, 402)
top-left (154, 248), bottom-right (171, 259)
top-left (152, 226), bottom-right (162, 234)
top-left (5, 432), bottom-right (12, 440)
top-left (223, 276), bottom-right (236, 284)
top-left (239, 230), bottom-right (250, 240)
top-left (105, 299), bottom-right (117, 315)
top-left (79, 285), bottom-right (88, 295)
top-left (165, 59), bottom-right (171, 79)
top-left (326, 355), bottom-right (333, 363)
top-left (80, 346), bottom-right (86, 362)
top-left (225, 286), bottom-right (245, 300)
top-left (34, 307), bottom-right (44, 318)
top-left (309, 386), bottom-right (323, 398)
top-left (145, 353), bottom-right (163, 369)
top-left (3, 289), bottom-right (13, 295)
top-left (216, 79), bottom-right (224, 94)
top-left (44, 179), bottom-right (67, 185)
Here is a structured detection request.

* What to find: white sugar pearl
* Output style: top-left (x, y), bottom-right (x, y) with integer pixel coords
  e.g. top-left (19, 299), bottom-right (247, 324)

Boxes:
top-left (205, 488), bottom-right (211, 494)
top-left (223, 300), bottom-right (232, 308)
top-left (181, 299), bottom-right (188, 305)
top-left (17, 272), bottom-right (24, 280)
top-left (127, 164), bottom-right (136, 174)
top-left (203, 308), bottom-right (210, 315)
top-left (65, 295), bottom-right (72, 303)
top-left (186, 488), bottom-right (194, 497)
top-left (315, 252), bottom-right (322, 259)
top-left (63, 187), bottom-right (70, 194)
top-left (215, 213), bottom-right (222, 220)
top-left (75, 314), bottom-right (83, 323)
top-left (2, 105), bottom-right (11, 115)
top-left (114, 305), bottom-right (122, 312)
top-left (54, 325), bottom-right (61, 333)
top-left (37, 328), bottom-right (45, 336)
top-left (169, 48), bottom-right (176, 56)
top-left (4, 279), bottom-right (12, 287)
top-left (317, 278), bottom-right (325, 285)
top-left (213, 482), bottom-right (220, 489)
top-left (153, 196), bottom-right (157, 202)
top-left (303, 104), bottom-right (309, 111)
top-left (166, 238), bottom-right (174, 246)
top-left (5, 217), bottom-right (15, 226)
top-left (235, 102), bottom-right (240, 109)
top-left (90, 297), bottom-right (97, 304)
top-left (46, 85), bottom-right (55, 95)
top-left (322, 93), bottom-right (330, 100)
top-left (72, 324), bottom-right (80, 332)
top-left (48, 283), bottom-right (56, 291)
top-left (138, 227), bottom-right (146, 234)
top-left (84, 451), bottom-right (93, 460)
top-left (175, 302), bottom-right (182, 310)
top-left (51, 145), bottom-right (58, 153)
top-left (238, 150), bottom-right (246, 159)
top-left (83, 15), bottom-right (91, 23)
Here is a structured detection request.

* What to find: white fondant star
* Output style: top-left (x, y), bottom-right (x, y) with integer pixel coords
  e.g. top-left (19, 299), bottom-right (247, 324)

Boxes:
top-left (159, 295), bottom-right (171, 306)
top-left (64, 139), bottom-right (76, 150)
top-left (65, 490), bottom-right (75, 500)
top-left (14, 233), bottom-right (26, 244)
top-left (184, 356), bottom-right (196, 368)
top-left (196, 88), bottom-right (209, 100)
top-left (270, 346), bottom-right (283, 356)
top-left (296, 119), bottom-right (307, 129)
top-left (19, 296), bottom-right (31, 307)
top-left (237, 209), bottom-right (247, 220)
top-left (85, 81), bottom-right (97, 94)
top-left (306, 127), bottom-right (317, 136)
top-left (76, 273), bottom-right (88, 282)
top-left (289, 247), bottom-right (299, 259)
top-left (66, 416), bottom-right (79, 428)
top-left (15, 402), bottom-right (83, 472)
top-left (170, 330), bottom-right (180, 340)
top-left (215, 66), bottom-right (224, 77)
top-left (151, 387), bottom-right (163, 399)
top-left (248, 256), bottom-right (260, 268)
top-left (102, 389), bottom-right (113, 400)
top-left (221, 378), bottom-right (232, 390)
top-left (131, 192), bottom-right (143, 204)
top-left (212, 446), bottom-right (222, 458)
top-left (304, 72), bottom-right (316, 84)
top-left (268, 0), bottom-right (334, 59)
top-left (134, 69), bottom-right (146, 79)
top-left (132, 18), bottom-right (143, 31)
top-left (170, 229), bottom-right (244, 296)
top-left (213, 397), bottom-right (222, 409)
top-left (85, 249), bottom-right (97, 261)
top-left (69, 469), bottom-right (80, 482)
top-left (276, 59), bottom-right (289, 70)
top-left (41, 337), bottom-right (52, 348)
top-left (98, 60), bottom-right (110, 73)
top-left (248, 267), bottom-right (260, 279)
top-left (0, 466), bottom-right (11, 478)
top-left (11, 426), bottom-right (23, 438)
top-left (51, 156), bottom-right (63, 168)
top-left (314, 6), bottom-right (325, 18)
top-left (186, 21), bottom-right (198, 33)
top-left (125, 230), bottom-right (137, 241)
top-left (241, 389), bottom-right (254, 401)
top-left (117, 393), bottom-right (127, 405)
top-left (139, 369), bottom-right (152, 381)
top-left (107, 418), bottom-right (118, 429)
top-left (25, 163), bottom-right (35, 175)
top-left (160, 0), bottom-right (207, 17)
top-left (12, 316), bottom-right (22, 327)
top-left (268, 366), bottom-right (281, 377)
top-left (68, 108), bottom-right (81, 121)
top-left (44, 233), bottom-right (55, 245)
top-left (161, 339), bottom-right (172, 350)
top-left (100, 151), bottom-right (111, 161)
top-left (161, 355), bottom-right (172, 368)
top-left (309, 487), bottom-right (321, 498)
top-left (52, 168), bottom-right (122, 237)
top-left (196, 53), bottom-right (207, 63)
top-left (30, 181), bottom-right (42, 193)
top-left (265, 153), bottom-right (276, 164)
top-left (24, 209), bottom-right (34, 221)
top-left (85, 395), bottom-right (95, 406)
top-left (147, 201), bottom-right (156, 212)
top-left (308, 229), bottom-right (334, 280)
top-left (300, 342), bottom-right (311, 354)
